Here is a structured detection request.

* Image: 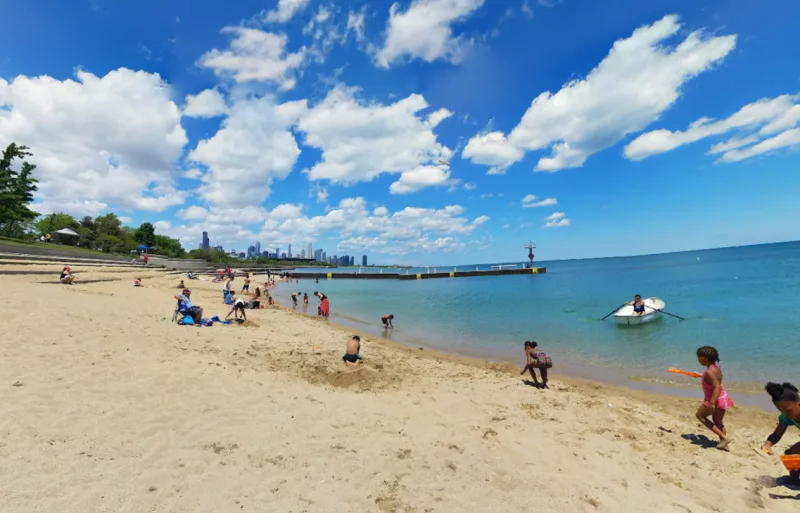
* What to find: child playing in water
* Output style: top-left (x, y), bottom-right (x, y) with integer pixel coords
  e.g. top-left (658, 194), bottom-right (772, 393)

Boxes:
top-left (695, 346), bottom-right (734, 450)
top-left (521, 341), bottom-right (552, 388)
top-left (303, 293), bottom-right (309, 305)
top-left (763, 382), bottom-right (800, 482)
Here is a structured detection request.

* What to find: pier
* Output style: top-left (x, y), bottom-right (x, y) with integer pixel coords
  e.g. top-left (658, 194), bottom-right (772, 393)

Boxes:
top-left (286, 267), bottom-right (546, 280)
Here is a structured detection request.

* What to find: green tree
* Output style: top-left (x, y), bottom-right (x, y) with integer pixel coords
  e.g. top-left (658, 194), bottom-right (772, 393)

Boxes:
top-left (96, 234), bottom-right (122, 253)
top-left (35, 213), bottom-right (80, 245)
top-left (154, 234), bottom-right (185, 258)
top-left (135, 222), bottom-right (156, 247)
top-left (0, 143), bottom-right (39, 237)
top-left (94, 213), bottom-right (122, 238)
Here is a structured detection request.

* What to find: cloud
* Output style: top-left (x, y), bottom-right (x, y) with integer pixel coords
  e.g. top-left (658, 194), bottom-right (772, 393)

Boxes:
top-left (197, 27), bottom-right (306, 90)
top-left (463, 182), bottom-right (476, 190)
top-left (376, 0), bottom-right (485, 68)
top-left (346, 9), bottom-right (367, 42)
top-left (0, 68), bottom-right (188, 215)
top-left (522, 194), bottom-right (557, 208)
top-left (462, 15), bottom-right (736, 173)
top-left (264, 0), bottom-right (310, 23)
top-left (156, 197), bottom-right (488, 255)
top-left (296, 85), bottom-right (453, 192)
top-left (544, 211), bottom-right (570, 228)
top-left (187, 95), bottom-right (307, 207)
top-left (718, 128), bottom-right (800, 163)
top-left (178, 205), bottom-right (209, 220)
top-left (183, 89), bottom-right (228, 118)
top-left (625, 93), bottom-right (800, 162)
top-left (181, 168), bottom-right (204, 179)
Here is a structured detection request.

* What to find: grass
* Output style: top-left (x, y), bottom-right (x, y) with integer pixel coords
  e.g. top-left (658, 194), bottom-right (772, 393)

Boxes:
top-left (0, 236), bottom-right (125, 257)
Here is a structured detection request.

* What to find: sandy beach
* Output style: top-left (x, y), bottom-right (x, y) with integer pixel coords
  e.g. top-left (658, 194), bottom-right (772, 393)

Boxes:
top-left (1, 266), bottom-right (798, 512)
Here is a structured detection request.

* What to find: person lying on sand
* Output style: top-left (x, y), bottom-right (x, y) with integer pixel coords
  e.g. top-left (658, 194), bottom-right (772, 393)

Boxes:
top-left (226, 297), bottom-right (247, 322)
top-left (763, 382), bottom-right (800, 482)
top-left (175, 289), bottom-right (203, 324)
top-left (342, 336), bottom-right (362, 366)
top-left (382, 314), bottom-right (394, 328)
top-left (695, 346), bottom-right (733, 451)
top-left (59, 266), bottom-right (75, 285)
top-left (521, 341), bottom-right (552, 388)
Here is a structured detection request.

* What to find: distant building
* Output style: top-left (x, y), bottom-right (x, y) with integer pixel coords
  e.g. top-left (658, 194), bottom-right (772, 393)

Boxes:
top-left (276, 248), bottom-right (280, 259)
top-left (238, 252), bottom-right (245, 259)
top-left (281, 253), bottom-right (287, 259)
top-left (288, 244), bottom-right (292, 258)
top-left (307, 243), bottom-right (312, 259)
top-left (314, 249), bottom-right (322, 261)
top-left (350, 256), bottom-right (355, 266)
top-left (214, 245), bottom-right (224, 252)
top-left (300, 249), bottom-right (306, 258)
top-left (202, 232), bottom-right (210, 250)
top-left (362, 255), bottom-right (367, 266)
top-left (322, 252), bottom-right (327, 262)
top-left (247, 245), bottom-right (255, 258)
top-left (255, 241), bottom-right (261, 255)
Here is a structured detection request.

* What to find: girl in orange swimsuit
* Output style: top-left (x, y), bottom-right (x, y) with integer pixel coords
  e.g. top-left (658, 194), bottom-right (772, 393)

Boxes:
top-left (695, 346), bottom-right (734, 450)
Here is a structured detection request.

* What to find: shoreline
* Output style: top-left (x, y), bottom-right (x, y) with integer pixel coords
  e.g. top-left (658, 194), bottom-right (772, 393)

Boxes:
top-left (2, 267), bottom-right (798, 512)
top-left (269, 280), bottom-right (777, 412)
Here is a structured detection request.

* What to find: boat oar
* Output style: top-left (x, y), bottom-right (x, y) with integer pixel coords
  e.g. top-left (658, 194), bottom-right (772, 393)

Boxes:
top-left (644, 304), bottom-right (686, 321)
top-left (601, 303), bottom-right (626, 321)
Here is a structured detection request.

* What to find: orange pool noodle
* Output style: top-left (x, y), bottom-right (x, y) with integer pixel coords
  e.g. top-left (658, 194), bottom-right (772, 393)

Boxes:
top-left (780, 455), bottom-right (800, 470)
top-left (667, 368), bottom-right (702, 379)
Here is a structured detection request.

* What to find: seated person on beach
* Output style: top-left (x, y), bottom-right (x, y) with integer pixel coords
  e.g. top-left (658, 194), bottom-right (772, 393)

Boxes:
top-left (175, 289), bottom-right (203, 324)
top-left (382, 314), bottom-right (394, 328)
top-left (226, 297), bottom-right (247, 322)
top-left (248, 288), bottom-right (262, 309)
top-left (59, 266), bottom-right (75, 284)
top-left (342, 336), bottom-right (362, 366)
top-left (763, 382), bottom-right (800, 482)
top-left (133, 278), bottom-right (142, 287)
top-left (521, 341), bottom-right (552, 388)
top-left (291, 292), bottom-right (302, 305)
top-left (177, 279), bottom-right (185, 289)
top-left (628, 295), bottom-right (646, 315)
top-left (268, 295), bottom-right (274, 305)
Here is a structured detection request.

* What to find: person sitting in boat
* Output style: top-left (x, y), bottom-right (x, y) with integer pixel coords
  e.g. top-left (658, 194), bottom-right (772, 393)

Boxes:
top-left (628, 295), bottom-right (646, 316)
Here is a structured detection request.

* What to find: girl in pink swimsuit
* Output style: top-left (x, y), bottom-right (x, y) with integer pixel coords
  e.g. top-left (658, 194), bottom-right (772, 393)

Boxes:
top-left (695, 346), bottom-right (734, 450)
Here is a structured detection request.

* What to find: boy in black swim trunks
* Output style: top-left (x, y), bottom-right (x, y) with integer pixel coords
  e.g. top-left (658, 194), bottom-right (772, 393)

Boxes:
top-left (381, 314), bottom-right (394, 328)
top-left (342, 336), bottom-right (361, 366)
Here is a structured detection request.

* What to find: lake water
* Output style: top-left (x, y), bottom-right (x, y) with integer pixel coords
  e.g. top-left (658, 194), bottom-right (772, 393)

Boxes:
top-left (273, 242), bottom-right (800, 393)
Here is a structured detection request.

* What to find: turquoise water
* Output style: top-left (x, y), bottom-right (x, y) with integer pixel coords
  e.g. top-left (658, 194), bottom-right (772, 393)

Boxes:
top-left (275, 242), bottom-right (800, 389)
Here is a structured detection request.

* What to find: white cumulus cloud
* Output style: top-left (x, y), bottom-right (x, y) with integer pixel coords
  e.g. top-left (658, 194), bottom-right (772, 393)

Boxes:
top-left (296, 86), bottom-right (453, 192)
top-left (0, 68), bottom-right (188, 216)
top-left (264, 0), bottom-right (310, 23)
top-left (183, 89), bottom-right (228, 118)
top-left (463, 15), bottom-right (736, 173)
top-left (522, 194), bottom-right (557, 208)
top-left (197, 27), bottom-right (306, 90)
top-left (544, 211), bottom-right (570, 228)
top-left (376, 0), bottom-right (485, 68)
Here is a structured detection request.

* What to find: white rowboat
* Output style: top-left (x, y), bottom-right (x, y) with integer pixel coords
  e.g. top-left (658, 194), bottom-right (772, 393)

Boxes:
top-left (613, 297), bottom-right (665, 325)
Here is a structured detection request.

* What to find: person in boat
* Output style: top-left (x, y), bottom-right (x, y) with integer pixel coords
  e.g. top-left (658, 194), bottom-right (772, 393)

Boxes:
top-left (521, 341), bottom-right (552, 389)
top-left (627, 295), bottom-right (646, 316)
top-left (763, 382), bottom-right (800, 482)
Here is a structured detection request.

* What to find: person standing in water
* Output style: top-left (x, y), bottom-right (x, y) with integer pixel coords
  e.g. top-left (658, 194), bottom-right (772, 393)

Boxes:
top-left (695, 346), bottom-right (734, 450)
top-left (381, 314), bottom-right (394, 328)
top-left (763, 382), bottom-right (800, 482)
top-left (303, 293), bottom-right (309, 305)
top-left (291, 292), bottom-right (302, 305)
top-left (521, 341), bottom-right (552, 388)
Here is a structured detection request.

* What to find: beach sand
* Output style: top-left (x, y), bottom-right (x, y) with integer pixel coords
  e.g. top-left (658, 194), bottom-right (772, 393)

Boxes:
top-left (1, 269), bottom-right (798, 512)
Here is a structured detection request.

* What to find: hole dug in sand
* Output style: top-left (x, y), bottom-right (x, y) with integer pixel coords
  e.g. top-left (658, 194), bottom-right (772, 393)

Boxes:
top-left (304, 363), bottom-right (397, 391)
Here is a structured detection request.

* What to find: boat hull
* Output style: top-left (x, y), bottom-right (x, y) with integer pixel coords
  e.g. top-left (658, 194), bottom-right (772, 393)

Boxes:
top-left (613, 297), bottom-right (666, 325)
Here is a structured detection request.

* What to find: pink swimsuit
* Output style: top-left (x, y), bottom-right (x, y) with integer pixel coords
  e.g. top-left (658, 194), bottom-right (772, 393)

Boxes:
top-left (702, 364), bottom-right (734, 410)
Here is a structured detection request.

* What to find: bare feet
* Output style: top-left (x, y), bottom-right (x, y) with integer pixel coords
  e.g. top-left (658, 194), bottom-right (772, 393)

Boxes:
top-left (716, 438), bottom-right (731, 451)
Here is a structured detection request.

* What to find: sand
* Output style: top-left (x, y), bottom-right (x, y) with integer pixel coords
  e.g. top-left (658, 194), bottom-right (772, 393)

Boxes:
top-left (1, 268), bottom-right (798, 512)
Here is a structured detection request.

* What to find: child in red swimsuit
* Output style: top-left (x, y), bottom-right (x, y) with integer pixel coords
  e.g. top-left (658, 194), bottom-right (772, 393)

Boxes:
top-left (696, 346), bottom-right (734, 451)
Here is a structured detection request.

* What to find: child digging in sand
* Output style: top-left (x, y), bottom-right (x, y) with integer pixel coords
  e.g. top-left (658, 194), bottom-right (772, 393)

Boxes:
top-left (342, 336), bottom-right (362, 366)
top-left (763, 382), bottom-right (800, 482)
top-left (521, 341), bottom-right (552, 388)
top-left (695, 346), bottom-right (734, 450)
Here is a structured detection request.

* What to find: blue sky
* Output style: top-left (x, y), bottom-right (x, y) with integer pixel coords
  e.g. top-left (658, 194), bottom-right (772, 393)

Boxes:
top-left (1, 0), bottom-right (799, 264)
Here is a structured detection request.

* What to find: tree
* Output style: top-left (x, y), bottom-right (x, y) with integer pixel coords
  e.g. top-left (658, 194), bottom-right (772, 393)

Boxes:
top-left (94, 213), bottom-right (122, 238)
top-left (35, 213), bottom-right (80, 245)
top-left (96, 234), bottom-right (122, 253)
top-left (154, 234), bottom-right (185, 258)
top-left (135, 222), bottom-right (156, 247)
top-left (0, 143), bottom-right (39, 237)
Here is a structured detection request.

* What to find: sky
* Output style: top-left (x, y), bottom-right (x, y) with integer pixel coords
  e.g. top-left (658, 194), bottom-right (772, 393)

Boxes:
top-left (1, 0), bottom-right (799, 265)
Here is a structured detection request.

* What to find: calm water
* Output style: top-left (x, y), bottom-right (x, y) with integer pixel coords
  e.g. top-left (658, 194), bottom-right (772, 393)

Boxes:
top-left (274, 242), bottom-right (800, 389)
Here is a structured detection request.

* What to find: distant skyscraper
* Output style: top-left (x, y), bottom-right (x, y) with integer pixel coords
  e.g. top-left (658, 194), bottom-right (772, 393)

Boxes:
top-left (350, 256), bottom-right (355, 266)
top-left (307, 243), bottom-right (312, 258)
top-left (202, 231), bottom-right (210, 250)
top-left (276, 247), bottom-right (280, 259)
top-left (288, 244), bottom-right (292, 258)
top-left (213, 245), bottom-right (223, 252)
top-left (255, 241), bottom-right (261, 255)
top-left (300, 249), bottom-right (306, 258)
top-left (247, 245), bottom-right (255, 258)
top-left (362, 255), bottom-right (367, 266)
top-left (322, 251), bottom-right (327, 262)
top-left (313, 249), bottom-right (322, 261)
top-left (281, 252), bottom-right (287, 259)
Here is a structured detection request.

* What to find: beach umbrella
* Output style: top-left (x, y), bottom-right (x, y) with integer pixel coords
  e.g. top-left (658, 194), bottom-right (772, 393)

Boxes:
top-left (54, 228), bottom-right (79, 237)
top-left (136, 244), bottom-right (150, 250)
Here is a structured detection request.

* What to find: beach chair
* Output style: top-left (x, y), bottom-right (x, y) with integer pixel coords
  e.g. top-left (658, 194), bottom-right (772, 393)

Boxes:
top-left (171, 301), bottom-right (182, 323)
